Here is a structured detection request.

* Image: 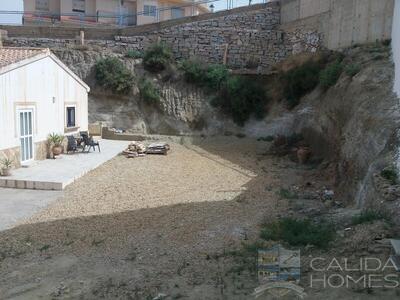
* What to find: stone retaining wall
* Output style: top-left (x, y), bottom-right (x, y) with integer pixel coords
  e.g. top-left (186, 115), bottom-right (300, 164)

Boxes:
top-left (4, 2), bottom-right (323, 74)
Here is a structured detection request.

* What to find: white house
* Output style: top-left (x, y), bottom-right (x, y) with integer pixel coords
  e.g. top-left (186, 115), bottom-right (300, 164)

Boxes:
top-left (0, 0), bottom-right (24, 25)
top-left (0, 47), bottom-right (90, 167)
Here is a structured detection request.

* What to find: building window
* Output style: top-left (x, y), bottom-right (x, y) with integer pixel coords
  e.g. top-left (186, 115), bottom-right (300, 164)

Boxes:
top-left (171, 7), bottom-right (184, 19)
top-left (73, 0), bottom-right (86, 13)
top-left (35, 0), bottom-right (49, 11)
top-left (144, 5), bottom-right (157, 17)
top-left (66, 107), bottom-right (76, 128)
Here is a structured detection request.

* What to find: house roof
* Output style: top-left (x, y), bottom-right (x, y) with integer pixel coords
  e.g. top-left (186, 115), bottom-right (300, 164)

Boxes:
top-left (0, 47), bottom-right (90, 92)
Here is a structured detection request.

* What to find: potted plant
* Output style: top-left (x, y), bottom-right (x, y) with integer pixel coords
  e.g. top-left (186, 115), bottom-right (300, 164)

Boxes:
top-left (48, 133), bottom-right (65, 157)
top-left (1, 158), bottom-right (13, 176)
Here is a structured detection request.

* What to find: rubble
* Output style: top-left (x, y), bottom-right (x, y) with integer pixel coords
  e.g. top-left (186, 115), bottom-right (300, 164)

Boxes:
top-left (122, 142), bottom-right (170, 158)
top-left (122, 141), bottom-right (147, 158)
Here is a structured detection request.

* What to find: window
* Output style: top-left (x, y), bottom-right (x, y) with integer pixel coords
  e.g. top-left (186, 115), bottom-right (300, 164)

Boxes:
top-left (66, 107), bottom-right (76, 128)
top-left (171, 7), bottom-right (184, 19)
top-left (35, 0), bottom-right (49, 11)
top-left (73, 0), bottom-right (86, 13)
top-left (144, 5), bottom-right (157, 17)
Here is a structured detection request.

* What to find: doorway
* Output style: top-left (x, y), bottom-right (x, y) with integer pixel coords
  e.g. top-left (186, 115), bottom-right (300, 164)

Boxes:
top-left (18, 109), bottom-right (34, 163)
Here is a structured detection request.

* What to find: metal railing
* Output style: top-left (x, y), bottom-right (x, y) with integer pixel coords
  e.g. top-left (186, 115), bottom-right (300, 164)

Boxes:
top-left (0, 0), bottom-right (271, 27)
top-left (0, 0), bottom-right (221, 28)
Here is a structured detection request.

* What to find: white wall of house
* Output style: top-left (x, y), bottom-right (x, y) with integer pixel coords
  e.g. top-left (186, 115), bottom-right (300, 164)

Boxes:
top-left (0, 56), bottom-right (88, 156)
top-left (393, 0), bottom-right (400, 97)
top-left (0, 0), bottom-right (24, 25)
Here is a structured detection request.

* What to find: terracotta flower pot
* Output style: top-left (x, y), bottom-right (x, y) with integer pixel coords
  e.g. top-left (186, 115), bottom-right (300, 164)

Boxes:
top-left (52, 145), bottom-right (63, 157)
top-left (297, 147), bottom-right (311, 164)
top-left (1, 168), bottom-right (11, 176)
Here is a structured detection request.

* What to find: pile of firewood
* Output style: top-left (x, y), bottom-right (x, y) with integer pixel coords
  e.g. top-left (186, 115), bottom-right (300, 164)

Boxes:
top-left (122, 142), bottom-right (171, 158)
top-left (122, 142), bottom-right (147, 158)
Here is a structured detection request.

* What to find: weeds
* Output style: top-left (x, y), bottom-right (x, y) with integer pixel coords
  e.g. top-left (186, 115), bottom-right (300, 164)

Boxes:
top-left (345, 63), bottom-right (361, 77)
top-left (381, 168), bottom-right (398, 185)
top-left (143, 42), bottom-right (173, 72)
top-left (211, 76), bottom-right (267, 126)
top-left (257, 136), bottom-right (274, 142)
top-left (281, 60), bottom-right (323, 108)
top-left (277, 188), bottom-right (298, 199)
top-left (351, 210), bottom-right (390, 225)
top-left (39, 244), bottom-right (51, 252)
top-left (320, 59), bottom-right (343, 89)
top-left (138, 77), bottom-right (160, 105)
top-left (260, 218), bottom-right (335, 249)
top-left (126, 49), bottom-right (144, 59)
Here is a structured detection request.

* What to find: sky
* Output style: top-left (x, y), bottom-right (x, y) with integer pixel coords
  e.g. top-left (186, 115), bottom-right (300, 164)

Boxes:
top-left (0, 0), bottom-right (23, 25)
top-left (212, 0), bottom-right (266, 11)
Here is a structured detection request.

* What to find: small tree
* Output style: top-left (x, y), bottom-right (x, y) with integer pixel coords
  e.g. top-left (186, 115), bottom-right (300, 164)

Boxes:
top-left (95, 57), bottom-right (134, 94)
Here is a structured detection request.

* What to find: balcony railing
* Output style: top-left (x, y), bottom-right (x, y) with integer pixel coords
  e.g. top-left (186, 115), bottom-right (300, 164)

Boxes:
top-left (0, 0), bottom-right (219, 28)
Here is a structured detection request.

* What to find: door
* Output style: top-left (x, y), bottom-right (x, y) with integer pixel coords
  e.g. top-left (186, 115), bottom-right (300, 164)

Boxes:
top-left (19, 110), bottom-right (34, 163)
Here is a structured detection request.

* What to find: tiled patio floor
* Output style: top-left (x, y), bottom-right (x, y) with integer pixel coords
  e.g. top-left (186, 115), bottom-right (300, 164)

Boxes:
top-left (0, 139), bottom-right (129, 190)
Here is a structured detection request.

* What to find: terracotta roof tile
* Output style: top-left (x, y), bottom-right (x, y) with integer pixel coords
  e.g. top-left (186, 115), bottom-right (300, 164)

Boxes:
top-left (0, 47), bottom-right (48, 69)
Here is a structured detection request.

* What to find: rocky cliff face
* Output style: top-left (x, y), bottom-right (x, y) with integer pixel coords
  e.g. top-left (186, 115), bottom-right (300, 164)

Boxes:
top-left (51, 46), bottom-right (223, 135)
top-left (248, 45), bottom-right (400, 213)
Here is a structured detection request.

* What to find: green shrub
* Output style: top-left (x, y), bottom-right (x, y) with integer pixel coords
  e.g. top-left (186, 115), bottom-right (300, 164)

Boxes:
top-left (381, 168), bottom-right (398, 185)
top-left (281, 60), bottom-right (323, 108)
top-left (351, 210), bottom-right (389, 225)
top-left (257, 136), bottom-right (274, 142)
top-left (204, 64), bottom-right (229, 90)
top-left (126, 49), bottom-right (144, 59)
top-left (143, 42), bottom-right (173, 72)
top-left (320, 60), bottom-right (343, 89)
top-left (277, 188), bottom-right (298, 199)
top-left (138, 77), bottom-right (160, 105)
top-left (345, 64), bottom-right (361, 77)
top-left (211, 76), bottom-right (266, 126)
top-left (179, 59), bottom-right (207, 84)
top-left (179, 60), bottom-right (229, 90)
top-left (260, 218), bottom-right (335, 249)
top-left (95, 57), bottom-right (134, 94)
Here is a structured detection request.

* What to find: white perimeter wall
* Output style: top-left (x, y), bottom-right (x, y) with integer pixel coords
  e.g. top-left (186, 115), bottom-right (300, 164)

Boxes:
top-left (0, 56), bottom-right (88, 151)
top-left (0, 0), bottom-right (23, 25)
top-left (394, 0), bottom-right (400, 97)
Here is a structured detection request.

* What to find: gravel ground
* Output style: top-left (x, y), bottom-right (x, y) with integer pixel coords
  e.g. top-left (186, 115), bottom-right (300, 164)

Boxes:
top-left (1, 136), bottom-right (395, 299)
top-left (0, 136), bottom-right (286, 299)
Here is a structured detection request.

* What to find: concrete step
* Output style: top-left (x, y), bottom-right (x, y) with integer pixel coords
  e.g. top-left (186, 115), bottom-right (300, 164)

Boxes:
top-left (0, 178), bottom-right (63, 190)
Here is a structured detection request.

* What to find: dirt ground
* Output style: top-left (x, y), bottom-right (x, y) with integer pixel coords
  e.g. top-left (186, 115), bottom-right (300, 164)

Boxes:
top-left (0, 136), bottom-right (398, 299)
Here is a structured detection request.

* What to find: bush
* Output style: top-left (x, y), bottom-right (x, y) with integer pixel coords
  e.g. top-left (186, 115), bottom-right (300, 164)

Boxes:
top-left (143, 42), bottom-right (173, 72)
top-left (281, 60), bottom-right (323, 108)
top-left (95, 57), bottom-right (134, 94)
top-left (345, 63), bottom-right (361, 77)
top-left (381, 168), bottom-right (398, 185)
top-left (320, 60), bottom-right (343, 89)
top-left (260, 218), bottom-right (335, 249)
top-left (179, 59), bottom-right (207, 84)
top-left (277, 188), bottom-right (298, 199)
top-left (179, 60), bottom-right (229, 90)
top-left (204, 64), bottom-right (229, 90)
top-left (211, 76), bottom-right (266, 126)
top-left (351, 210), bottom-right (389, 225)
top-left (126, 49), bottom-right (144, 59)
top-left (138, 77), bottom-right (160, 105)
